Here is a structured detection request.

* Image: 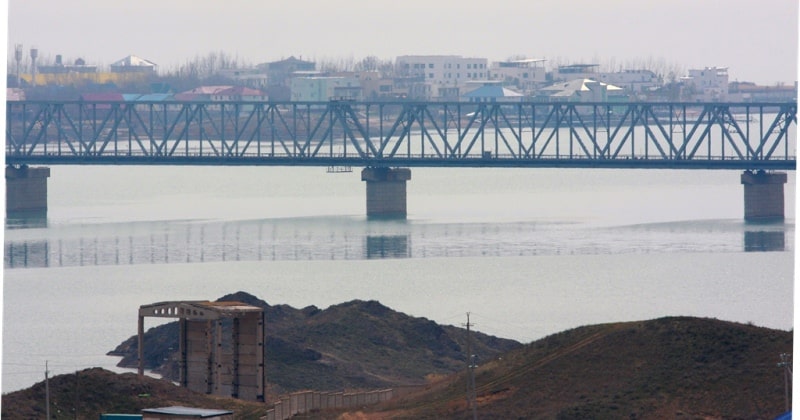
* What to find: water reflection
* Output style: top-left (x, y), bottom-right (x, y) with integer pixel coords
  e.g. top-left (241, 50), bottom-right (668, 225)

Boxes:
top-left (366, 235), bottom-right (410, 259)
top-left (744, 231), bottom-right (786, 252)
top-left (5, 240), bottom-right (49, 267)
top-left (4, 218), bottom-right (794, 269)
top-left (5, 211), bottom-right (48, 229)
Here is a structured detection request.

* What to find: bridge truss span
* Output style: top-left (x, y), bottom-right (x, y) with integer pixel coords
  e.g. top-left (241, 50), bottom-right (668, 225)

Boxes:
top-left (5, 100), bottom-right (796, 170)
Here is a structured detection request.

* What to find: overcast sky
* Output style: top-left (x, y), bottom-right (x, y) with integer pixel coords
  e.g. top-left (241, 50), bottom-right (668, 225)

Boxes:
top-left (4, 0), bottom-right (799, 85)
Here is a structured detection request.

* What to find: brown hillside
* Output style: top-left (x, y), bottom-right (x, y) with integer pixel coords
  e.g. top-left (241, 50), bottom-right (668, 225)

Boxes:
top-left (3, 317), bottom-right (791, 419)
top-left (0, 368), bottom-right (269, 420)
top-left (348, 317), bottom-right (792, 419)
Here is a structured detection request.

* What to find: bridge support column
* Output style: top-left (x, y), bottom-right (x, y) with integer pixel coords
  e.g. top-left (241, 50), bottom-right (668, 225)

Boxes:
top-left (741, 170), bottom-right (787, 222)
top-left (361, 167), bottom-right (411, 219)
top-left (6, 165), bottom-right (50, 218)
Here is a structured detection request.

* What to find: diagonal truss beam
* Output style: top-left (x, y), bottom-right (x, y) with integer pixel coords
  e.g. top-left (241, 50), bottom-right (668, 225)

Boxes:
top-left (5, 100), bottom-right (795, 170)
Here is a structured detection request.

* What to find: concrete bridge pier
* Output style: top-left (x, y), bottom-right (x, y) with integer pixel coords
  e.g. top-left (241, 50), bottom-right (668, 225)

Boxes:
top-left (741, 170), bottom-right (787, 222)
top-left (361, 167), bottom-right (411, 219)
top-left (6, 165), bottom-right (50, 218)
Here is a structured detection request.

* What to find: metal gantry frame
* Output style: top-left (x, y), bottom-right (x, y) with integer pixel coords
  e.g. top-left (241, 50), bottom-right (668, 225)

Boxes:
top-left (5, 100), bottom-right (796, 170)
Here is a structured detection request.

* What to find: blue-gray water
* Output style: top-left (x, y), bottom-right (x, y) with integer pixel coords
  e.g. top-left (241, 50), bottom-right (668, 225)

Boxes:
top-left (2, 165), bottom-right (795, 393)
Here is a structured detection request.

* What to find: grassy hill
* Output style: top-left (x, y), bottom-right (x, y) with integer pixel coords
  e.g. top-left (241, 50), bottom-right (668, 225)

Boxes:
top-left (353, 316), bottom-right (793, 419)
top-left (0, 368), bottom-right (268, 419)
top-left (2, 308), bottom-right (792, 419)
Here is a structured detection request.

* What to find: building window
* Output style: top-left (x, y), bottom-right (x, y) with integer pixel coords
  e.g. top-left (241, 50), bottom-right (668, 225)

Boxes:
top-left (429, 73), bottom-right (434, 79)
top-left (428, 63), bottom-right (434, 68)
top-left (467, 64), bottom-right (471, 69)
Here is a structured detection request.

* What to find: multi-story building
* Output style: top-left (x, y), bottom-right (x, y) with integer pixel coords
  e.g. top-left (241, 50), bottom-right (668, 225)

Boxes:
top-left (489, 58), bottom-right (547, 95)
top-left (395, 55), bottom-right (489, 100)
top-left (681, 67), bottom-right (729, 101)
top-left (259, 56), bottom-right (316, 101)
top-left (290, 76), bottom-right (362, 101)
top-left (331, 71), bottom-right (394, 100)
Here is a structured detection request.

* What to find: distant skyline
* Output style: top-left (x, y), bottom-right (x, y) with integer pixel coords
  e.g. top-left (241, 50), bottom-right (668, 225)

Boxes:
top-left (4, 0), bottom-right (799, 85)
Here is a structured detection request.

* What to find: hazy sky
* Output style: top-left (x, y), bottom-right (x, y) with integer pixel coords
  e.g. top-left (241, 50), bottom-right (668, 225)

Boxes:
top-left (4, 0), bottom-right (799, 85)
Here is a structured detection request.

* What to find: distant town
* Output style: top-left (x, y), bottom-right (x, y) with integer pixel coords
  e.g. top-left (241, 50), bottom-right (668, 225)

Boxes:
top-left (6, 46), bottom-right (798, 103)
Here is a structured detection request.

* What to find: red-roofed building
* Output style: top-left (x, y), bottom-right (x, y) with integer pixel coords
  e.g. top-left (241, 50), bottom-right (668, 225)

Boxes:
top-left (80, 92), bottom-right (124, 109)
top-left (173, 86), bottom-right (267, 111)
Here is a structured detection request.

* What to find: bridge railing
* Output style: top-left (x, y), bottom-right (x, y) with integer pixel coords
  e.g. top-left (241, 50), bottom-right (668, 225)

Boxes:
top-left (6, 100), bottom-right (796, 169)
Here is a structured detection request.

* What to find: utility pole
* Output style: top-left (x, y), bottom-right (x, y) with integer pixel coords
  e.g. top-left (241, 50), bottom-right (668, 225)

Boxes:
top-left (778, 353), bottom-right (792, 412)
top-left (463, 313), bottom-right (478, 420)
top-left (45, 361), bottom-right (50, 420)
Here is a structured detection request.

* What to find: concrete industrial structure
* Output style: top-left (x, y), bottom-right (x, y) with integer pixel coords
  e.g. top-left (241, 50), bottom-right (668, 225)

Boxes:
top-left (137, 300), bottom-right (265, 402)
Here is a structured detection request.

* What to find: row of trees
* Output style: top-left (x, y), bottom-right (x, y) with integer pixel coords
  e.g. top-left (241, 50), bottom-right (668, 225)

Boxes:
top-left (9, 50), bottom-right (687, 84)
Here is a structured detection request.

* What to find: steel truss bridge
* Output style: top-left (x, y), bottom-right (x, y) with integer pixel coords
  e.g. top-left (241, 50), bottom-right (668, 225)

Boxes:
top-left (5, 100), bottom-right (797, 170)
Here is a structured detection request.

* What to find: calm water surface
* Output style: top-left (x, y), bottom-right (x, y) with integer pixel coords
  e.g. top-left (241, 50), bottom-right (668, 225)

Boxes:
top-left (2, 165), bottom-right (795, 393)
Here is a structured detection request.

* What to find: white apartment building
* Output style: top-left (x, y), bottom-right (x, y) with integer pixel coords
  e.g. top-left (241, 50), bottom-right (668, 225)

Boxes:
top-left (395, 55), bottom-right (489, 100)
top-left (681, 67), bottom-right (729, 101)
top-left (489, 58), bottom-right (547, 95)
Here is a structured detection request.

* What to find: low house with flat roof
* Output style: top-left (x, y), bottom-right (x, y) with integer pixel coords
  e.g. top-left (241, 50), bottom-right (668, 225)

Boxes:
top-left (462, 81), bottom-right (524, 103)
top-left (142, 406), bottom-right (233, 419)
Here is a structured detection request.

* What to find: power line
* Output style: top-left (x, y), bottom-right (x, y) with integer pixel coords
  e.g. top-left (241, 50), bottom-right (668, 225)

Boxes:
top-left (462, 312), bottom-right (478, 420)
top-left (777, 353), bottom-right (792, 412)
